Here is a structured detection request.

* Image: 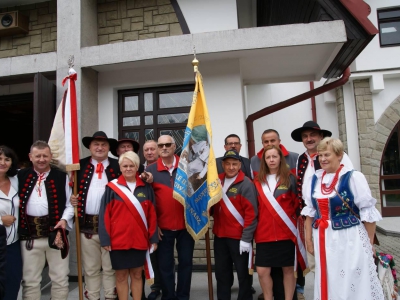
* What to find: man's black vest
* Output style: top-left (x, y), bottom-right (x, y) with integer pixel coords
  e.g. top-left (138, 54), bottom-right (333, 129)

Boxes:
top-left (296, 152), bottom-right (321, 209)
top-left (18, 167), bottom-right (68, 237)
top-left (76, 156), bottom-right (120, 226)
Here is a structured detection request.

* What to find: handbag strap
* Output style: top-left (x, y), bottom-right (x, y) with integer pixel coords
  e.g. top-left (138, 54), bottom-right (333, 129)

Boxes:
top-left (334, 187), bottom-right (360, 219)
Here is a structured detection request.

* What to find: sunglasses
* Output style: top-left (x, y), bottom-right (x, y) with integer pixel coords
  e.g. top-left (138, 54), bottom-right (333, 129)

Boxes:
top-left (158, 143), bottom-right (174, 149)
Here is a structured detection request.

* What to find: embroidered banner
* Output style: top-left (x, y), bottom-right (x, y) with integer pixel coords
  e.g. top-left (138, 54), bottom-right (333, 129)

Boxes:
top-left (173, 71), bottom-right (222, 240)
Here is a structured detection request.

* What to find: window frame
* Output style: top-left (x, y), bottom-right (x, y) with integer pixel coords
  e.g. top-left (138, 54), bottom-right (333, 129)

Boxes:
top-left (380, 121), bottom-right (400, 217)
top-left (118, 84), bottom-right (194, 160)
top-left (377, 7), bottom-right (400, 48)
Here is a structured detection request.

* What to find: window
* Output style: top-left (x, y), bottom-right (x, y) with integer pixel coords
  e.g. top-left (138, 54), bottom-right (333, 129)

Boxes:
top-left (378, 7), bottom-right (400, 47)
top-left (380, 121), bottom-right (400, 216)
top-left (118, 85), bottom-right (193, 158)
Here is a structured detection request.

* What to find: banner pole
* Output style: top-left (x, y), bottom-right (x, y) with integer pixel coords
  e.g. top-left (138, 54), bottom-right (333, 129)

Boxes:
top-left (73, 171), bottom-right (84, 300)
top-left (205, 229), bottom-right (214, 300)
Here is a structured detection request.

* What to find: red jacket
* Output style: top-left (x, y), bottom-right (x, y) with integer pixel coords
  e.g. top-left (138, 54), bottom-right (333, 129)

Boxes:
top-left (212, 171), bottom-right (258, 242)
top-left (99, 174), bottom-right (158, 250)
top-left (146, 155), bottom-right (185, 230)
top-left (254, 175), bottom-right (298, 243)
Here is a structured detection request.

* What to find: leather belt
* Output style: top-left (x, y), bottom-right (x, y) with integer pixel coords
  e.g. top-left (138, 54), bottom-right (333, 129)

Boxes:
top-left (81, 214), bottom-right (99, 235)
top-left (27, 215), bottom-right (49, 238)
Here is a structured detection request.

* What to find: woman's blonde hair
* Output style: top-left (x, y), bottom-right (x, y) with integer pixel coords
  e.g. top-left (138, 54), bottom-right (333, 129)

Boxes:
top-left (317, 137), bottom-right (344, 157)
top-left (119, 151), bottom-right (140, 168)
top-left (257, 145), bottom-right (293, 188)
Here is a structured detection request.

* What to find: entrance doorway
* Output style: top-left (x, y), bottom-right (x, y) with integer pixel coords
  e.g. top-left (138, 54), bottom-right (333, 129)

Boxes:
top-left (0, 92), bottom-right (33, 164)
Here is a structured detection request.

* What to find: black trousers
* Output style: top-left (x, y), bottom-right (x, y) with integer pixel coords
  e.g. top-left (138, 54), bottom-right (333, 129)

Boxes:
top-left (214, 236), bottom-right (252, 300)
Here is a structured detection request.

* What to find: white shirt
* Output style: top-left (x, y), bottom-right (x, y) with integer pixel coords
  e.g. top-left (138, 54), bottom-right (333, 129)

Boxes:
top-left (85, 159), bottom-right (109, 215)
top-left (266, 174), bottom-right (279, 193)
top-left (0, 176), bottom-right (19, 244)
top-left (222, 175), bottom-right (238, 193)
top-left (26, 170), bottom-right (74, 230)
top-left (162, 157), bottom-right (176, 176)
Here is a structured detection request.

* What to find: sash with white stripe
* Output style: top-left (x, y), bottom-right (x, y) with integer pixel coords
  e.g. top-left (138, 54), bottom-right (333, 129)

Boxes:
top-left (260, 182), bottom-right (308, 272)
top-left (108, 180), bottom-right (154, 282)
top-left (220, 180), bottom-right (253, 274)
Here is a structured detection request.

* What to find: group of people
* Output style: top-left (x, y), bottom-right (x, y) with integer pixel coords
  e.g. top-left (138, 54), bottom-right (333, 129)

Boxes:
top-left (0, 120), bottom-right (384, 300)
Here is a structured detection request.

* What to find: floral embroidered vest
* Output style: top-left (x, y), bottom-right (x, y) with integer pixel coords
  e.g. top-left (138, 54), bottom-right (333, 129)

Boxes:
top-left (311, 170), bottom-right (360, 230)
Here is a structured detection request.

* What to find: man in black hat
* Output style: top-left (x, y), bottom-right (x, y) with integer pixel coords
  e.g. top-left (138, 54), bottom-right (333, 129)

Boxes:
top-left (291, 121), bottom-right (353, 300)
top-left (112, 138), bottom-right (144, 175)
top-left (213, 149), bottom-right (258, 300)
top-left (71, 131), bottom-right (120, 300)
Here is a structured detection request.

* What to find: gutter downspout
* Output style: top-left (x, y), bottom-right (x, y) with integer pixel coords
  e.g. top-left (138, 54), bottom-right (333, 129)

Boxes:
top-left (310, 81), bottom-right (317, 122)
top-left (246, 67), bottom-right (351, 157)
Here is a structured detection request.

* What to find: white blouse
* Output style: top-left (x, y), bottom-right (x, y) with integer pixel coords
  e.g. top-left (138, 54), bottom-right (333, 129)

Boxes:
top-left (301, 166), bottom-right (382, 223)
top-left (0, 176), bottom-right (19, 245)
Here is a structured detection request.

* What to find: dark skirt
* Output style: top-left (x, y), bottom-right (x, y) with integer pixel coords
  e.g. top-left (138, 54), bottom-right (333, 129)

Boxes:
top-left (255, 240), bottom-right (295, 267)
top-left (110, 248), bottom-right (147, 270)
top-left (5, 241), bottom-right (22, 300)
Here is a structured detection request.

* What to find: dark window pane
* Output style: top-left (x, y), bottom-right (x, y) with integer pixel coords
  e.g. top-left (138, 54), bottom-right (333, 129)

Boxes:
top-left (380, 21), bottom-right (400, 45)
top-left (382, 179), bottom-right (400, 190)
top-left (378, 10), bottom-right (400, 20)
top-left (123, 131), bottom-right (139, 141)
top-left (158, 113), bottom-right (189, 124)
top-left (145, 129), bottom-right (155, 141)
top-left (123, 116), bottom-right (140, 126)
top-left (145, 93), bottom-right (153, 111)
top-left (382, 194), bottom-right (400, 207)
top-left (145, 115), bottom-right (153, 125)
top-left (124, 96), bottom-right (139, 111)
top-left (160, 129), bottom-right (185, 155)
top-left (382, 128), bottom-right (400, 175)
top-left (159, 91), bottom-right (192, 108)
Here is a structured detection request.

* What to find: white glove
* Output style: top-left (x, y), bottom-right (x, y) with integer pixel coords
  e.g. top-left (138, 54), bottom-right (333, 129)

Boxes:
top-left (239, 240), bottom-right (251, 255)
top-left (150, 244), bottom-right (155, 254)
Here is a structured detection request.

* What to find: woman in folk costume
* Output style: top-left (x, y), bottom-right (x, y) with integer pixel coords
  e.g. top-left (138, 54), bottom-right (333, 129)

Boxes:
top-left (99, 151), bottom-right (158, 300)
top-left (0, 146), bottom-right (22, 300)
top-left (302, 137), bottom-right (384, 300)
top-left (254, 145), bottom-right (302, 300)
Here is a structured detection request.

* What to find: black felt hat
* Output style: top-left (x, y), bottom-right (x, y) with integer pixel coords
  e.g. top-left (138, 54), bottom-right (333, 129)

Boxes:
top-left (82, 131), bottom-right (118, 150)
top-left (48, 228), bottom-right (69, 259)
top-left (291, 121), bottom-right (332, 142)
top-left (111, 139), bottom-right (140, 157)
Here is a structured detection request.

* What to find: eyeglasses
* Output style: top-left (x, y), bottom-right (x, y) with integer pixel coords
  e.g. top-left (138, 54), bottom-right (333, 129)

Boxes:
top-left (158, 143), bottom-right (174, 149)
top-left (226, 142), bottom-right (241, 146)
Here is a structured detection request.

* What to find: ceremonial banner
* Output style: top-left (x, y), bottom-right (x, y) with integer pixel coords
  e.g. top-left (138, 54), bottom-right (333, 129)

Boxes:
top-left (48, 68), bottom-right (80, 171)
top-left (173, 71), bottom-right (222, 240)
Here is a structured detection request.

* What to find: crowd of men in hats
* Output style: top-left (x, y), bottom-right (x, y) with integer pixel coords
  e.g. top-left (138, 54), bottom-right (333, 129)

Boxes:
top-left (0, 120), bottom-right (353, 300)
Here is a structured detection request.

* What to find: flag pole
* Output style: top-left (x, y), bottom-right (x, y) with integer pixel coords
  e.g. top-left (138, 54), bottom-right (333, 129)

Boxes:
top-left (66, 55), bottom-right (83, 300)
top-left (192, 52), bottom-right (214, 300)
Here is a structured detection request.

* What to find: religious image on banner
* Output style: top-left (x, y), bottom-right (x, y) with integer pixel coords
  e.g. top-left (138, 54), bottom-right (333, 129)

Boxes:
top-left (173, 71), bottom-right (222, 240)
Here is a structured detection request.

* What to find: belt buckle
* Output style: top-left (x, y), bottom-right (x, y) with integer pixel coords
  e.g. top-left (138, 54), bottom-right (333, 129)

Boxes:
top-left (36, 224), bottom-right (41, 230)
top-left (36, 228), bottom-right (42, 237)
top-left (93, 225), bottom-right (98, 233)
top-left (93, 215), bottom-right (98, 223)
top-left (33, 217), bottom-right (40, 224)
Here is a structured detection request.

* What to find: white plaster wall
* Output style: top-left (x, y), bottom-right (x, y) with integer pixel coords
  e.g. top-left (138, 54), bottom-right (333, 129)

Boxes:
top-left (352, 0), bottom-right (400, 71)
top-left (246, 81), bottom-right (340, 155)
top-left (373, 76), bottom-right (400, 123)
top-left (176, 0), bottom-right (238, 33)
top-left (97, 59), bottom-right (246, 158)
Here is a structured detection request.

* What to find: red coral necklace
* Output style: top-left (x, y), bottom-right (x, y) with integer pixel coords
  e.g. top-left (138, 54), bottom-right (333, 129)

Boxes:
top-left (321, 164), bottom-right (344, 195)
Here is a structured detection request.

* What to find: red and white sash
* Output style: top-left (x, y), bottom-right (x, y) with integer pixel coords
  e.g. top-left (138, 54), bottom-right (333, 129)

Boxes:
top-left (259, 182), bottom-right (308, 273)
top-left (220, 181), bottom-right (253, 275)
top-left (108, 180), bottom-right (154, 283)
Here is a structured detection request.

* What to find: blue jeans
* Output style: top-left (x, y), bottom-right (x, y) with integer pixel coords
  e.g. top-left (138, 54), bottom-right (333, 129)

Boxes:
top-left (157, 229), bottom-right (194, 300)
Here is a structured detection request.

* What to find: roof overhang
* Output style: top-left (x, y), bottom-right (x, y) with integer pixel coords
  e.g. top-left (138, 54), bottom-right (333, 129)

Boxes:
top-left (82, 20), bottom-right (346, 84)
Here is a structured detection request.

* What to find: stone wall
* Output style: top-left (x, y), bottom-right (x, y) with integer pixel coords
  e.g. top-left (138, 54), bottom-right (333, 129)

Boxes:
top-left (336, 86), bottom-right (349, 153)
top-left (0, 0), bottom-right (57, 58)
top-left (97, 0), bottom-right (183, 45)
top-left (353, 79), bottom-right (381, 202)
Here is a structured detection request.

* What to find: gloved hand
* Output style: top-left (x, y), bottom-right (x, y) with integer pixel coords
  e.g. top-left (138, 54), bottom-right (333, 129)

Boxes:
top-left (239, 240), bottom-right (251, 255)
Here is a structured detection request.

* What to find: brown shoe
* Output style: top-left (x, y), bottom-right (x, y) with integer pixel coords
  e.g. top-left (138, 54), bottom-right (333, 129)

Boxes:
top-left (257, 293), bottom-right (264, 300)
top-left (297, 292), bottom-right (306, 300)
